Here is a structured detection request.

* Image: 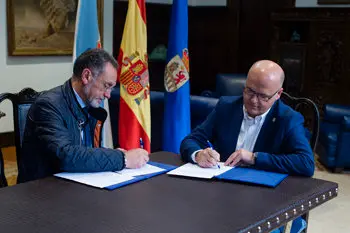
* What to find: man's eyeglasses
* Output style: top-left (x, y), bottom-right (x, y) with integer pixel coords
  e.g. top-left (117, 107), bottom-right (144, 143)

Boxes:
top-left (243, 86), bottom-right (281, 102)
top-left (101, 81), bottom-right (114, 93)
top-left (90, 73), bottom-right (114, 93)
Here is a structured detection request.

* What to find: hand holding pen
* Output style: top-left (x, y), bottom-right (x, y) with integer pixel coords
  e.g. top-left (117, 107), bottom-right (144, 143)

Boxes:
top-left (194, 141), bottom-right (220, 168)
top-left (122, 138), bottom-right (149, 169)
top-left (207, 140), bottom-right (220, 169)
top-left (139, 137), bottom-right (144, 149)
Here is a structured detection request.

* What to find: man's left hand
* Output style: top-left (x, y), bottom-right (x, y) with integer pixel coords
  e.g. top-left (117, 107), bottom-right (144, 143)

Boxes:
top-left (224, 149), bottom-right (255, 167)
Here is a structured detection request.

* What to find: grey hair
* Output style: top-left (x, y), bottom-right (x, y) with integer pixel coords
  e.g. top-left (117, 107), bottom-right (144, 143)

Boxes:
top-left (72, 48), bottom-right (118, 80)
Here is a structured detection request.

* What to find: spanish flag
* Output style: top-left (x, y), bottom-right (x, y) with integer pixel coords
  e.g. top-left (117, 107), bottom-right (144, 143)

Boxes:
top-left (117, 0), bottom-right (151, 152)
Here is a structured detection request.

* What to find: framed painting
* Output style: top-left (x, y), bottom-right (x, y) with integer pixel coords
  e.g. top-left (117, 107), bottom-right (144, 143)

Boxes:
top-left (318, 0), bottom-right (350, 4)
top-left (7, 0), bottom-right (104, 56)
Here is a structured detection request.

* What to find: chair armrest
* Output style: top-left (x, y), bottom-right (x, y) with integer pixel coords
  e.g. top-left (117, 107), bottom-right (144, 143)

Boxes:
top-left (324, 104), bottom-right (350, 124)
top-left (334, 116), bottom-right (350, 168)
top-left (342, 116), bottom-right (350, 131)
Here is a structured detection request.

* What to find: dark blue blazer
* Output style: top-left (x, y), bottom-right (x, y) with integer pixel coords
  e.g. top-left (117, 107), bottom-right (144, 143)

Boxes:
top-left (180, 96), bottom-right (314, 177)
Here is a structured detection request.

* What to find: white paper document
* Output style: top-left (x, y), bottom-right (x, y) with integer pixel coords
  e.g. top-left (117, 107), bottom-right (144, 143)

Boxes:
top-left (167, 162), bottom-right (233, 179)
top-left (54, 172), bottom-right (134, 189)
top-left (116, 164), bottom-right (165, 177)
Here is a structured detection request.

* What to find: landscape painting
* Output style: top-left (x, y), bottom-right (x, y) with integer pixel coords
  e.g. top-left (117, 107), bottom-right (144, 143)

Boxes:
top-left (7, 0), bottom-right (103, 56)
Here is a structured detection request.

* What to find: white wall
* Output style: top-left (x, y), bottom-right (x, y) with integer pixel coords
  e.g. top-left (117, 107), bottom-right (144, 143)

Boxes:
top-left (295, 0), bottom-right (350, 7)
top-left (0, 0), bottom-right (114, 133)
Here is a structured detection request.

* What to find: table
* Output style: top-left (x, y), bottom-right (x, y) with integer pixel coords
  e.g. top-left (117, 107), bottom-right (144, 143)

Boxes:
top-left (0, 151), bottom-right (338, 233)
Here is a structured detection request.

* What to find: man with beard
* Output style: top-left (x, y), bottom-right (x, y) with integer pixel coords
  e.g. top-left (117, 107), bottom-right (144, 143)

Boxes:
top-left (19, 49), bottom-right (149, 183)
top-left (180, 60), bottom-right (314, 176)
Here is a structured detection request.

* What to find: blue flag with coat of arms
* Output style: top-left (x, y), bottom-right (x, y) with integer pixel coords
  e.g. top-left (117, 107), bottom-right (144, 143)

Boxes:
top-left (163, 0), bottom-right (190, 154)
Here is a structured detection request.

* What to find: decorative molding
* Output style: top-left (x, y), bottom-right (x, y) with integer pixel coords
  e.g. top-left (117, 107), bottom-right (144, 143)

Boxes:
top-left (17, 88), bottom-right (41, 103)
top-left (316, 31), bottom-right (344, 84)
top-left (271, 7), bottom-right (350, 118)
top-left (272, 8), bottom-right (350, 21)
top-left (240, 187), bottom-right (338, 233)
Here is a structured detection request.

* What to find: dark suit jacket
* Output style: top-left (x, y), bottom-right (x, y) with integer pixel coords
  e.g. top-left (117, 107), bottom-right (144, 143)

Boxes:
top-left (180, 96), bottom-right (314, 177)
top-left (19, 80), bottom-right (125, 183)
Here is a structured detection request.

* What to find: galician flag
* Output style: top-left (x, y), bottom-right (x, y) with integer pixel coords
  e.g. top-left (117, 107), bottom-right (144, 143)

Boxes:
top-left (73, 0), bottom-right (114, 148)
top-left (73, 0), bottom-right (101, 60)
top-left (117, 0), bottom-right (151, 152)
top-left (163, 0), bottom-right (190, 154)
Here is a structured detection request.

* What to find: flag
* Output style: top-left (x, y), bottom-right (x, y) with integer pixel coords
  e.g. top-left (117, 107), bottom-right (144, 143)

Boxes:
top-left (73, 0), bottom-right (101, 60)
top-left (163, 0), bottom-right (190, 154)
top-left (117, 0), bottom-right (151, 152)
top-left (73, 0), bottom-right (113, 149)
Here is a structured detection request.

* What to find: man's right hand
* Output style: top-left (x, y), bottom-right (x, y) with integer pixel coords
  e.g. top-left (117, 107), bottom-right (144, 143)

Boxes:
top-left (195, 148), bottom-right (220, 168)
top-left (124, 148), bottom-right (149, 169)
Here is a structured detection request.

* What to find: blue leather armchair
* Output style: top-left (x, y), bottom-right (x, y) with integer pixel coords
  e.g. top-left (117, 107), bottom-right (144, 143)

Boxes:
top-left (109, 88), bottom-right (218, 152)
top-left (317, 104), bottom-right (350, 172)
top-left (201, 73), bottom-right (247, 97)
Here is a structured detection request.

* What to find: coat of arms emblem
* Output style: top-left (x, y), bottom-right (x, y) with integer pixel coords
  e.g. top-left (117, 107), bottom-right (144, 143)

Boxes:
top-left (164, 48), bottom-right (190, 93)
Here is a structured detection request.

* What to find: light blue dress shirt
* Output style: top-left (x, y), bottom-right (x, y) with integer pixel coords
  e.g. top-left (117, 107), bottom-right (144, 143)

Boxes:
top-left (191, 105), bottom-right (271, 162)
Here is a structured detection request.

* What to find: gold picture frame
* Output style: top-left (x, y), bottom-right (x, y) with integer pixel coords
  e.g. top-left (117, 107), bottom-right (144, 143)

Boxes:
top-left (7, 0), bottom-right (104, 56)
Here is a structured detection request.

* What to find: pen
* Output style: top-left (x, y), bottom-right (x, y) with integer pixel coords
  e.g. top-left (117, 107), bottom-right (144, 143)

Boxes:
top-left (139, 137), bottom-right (144, 149)
top-left (206, 140), bottom-right (220, 169)
top-left (206, 140), bottom-right (214, 149)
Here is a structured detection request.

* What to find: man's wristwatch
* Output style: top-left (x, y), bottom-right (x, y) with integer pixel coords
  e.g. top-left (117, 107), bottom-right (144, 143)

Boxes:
top-left (124, 155), bottom-right (128, 168)
top-left (123, 153), bottom-right (128, 168)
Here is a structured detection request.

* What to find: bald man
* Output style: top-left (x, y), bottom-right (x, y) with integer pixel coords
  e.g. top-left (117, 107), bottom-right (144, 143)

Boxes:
top-left (180, 60), bottom-right (314, 176)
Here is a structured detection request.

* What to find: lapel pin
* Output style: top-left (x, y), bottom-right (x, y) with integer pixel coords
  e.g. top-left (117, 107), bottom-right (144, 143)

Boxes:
top-left (272, 118), bottom-right (276, 122)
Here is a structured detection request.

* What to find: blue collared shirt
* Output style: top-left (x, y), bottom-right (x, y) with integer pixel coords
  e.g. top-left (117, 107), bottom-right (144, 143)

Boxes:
top-left (73, 88), bottom-right (86, 109)
top-left (73, 88), bottom-right (90, 146)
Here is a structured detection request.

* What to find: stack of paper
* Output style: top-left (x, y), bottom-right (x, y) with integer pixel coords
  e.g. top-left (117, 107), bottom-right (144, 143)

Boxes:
top-left (167, 162), bottom-right (233, 179)
top-left (55, 172), bottom-right (134, 189)
top-left (167, 162), bottom-right (288, 187)
top-left (116, 164), bottom-right (166, 177)
top-left (55, 163), bottom-right (169, 189)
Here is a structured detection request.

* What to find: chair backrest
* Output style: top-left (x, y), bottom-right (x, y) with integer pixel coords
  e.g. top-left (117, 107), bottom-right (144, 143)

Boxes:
top-left (323, 104), bottom-right (350, 123)
top-left (0, 88), bottom-right (40, 174)
top-left (216, 73), bottom-right (247, 97)
top-left (281, 92), bottom-right (320, 151)
top-left (190, 95), bottom-right (219, 129)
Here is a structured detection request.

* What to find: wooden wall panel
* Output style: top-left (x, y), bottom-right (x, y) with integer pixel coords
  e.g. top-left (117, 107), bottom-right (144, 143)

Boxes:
top-left (271, 8), bottom-right (350, 114)
top-left (113, 1), bottom-right (239, 94)
top-left (113, 0), bottom-right (295, 94)
top-left (237, 0), bottom-right (295, 72)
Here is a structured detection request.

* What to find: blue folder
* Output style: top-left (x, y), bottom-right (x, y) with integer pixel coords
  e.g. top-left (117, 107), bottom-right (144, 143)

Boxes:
top-left (105, 161), bottom-right (177, 190)
top-left (215, 167), bottom-right (288, 188)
